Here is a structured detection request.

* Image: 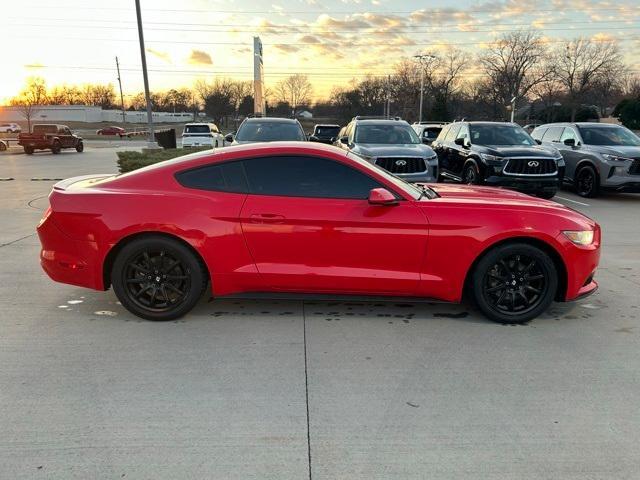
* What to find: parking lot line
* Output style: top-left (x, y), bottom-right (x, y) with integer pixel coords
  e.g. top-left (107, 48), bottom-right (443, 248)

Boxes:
top-left (555, 195), bottom-right (590, 207)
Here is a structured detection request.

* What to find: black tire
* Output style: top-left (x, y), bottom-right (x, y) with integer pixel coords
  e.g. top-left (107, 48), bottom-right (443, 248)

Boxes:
top-left (574, 165), bottom-right (599, 198)
top-left (463, 162), bottom-right (481, 185)
top-left (0, 142), bottom-right (6, 152)
top-left (111, 236), bottom-right (208, 321)
top-left (537, 190), bottom-right (557, 200)
top-left (471, 242), bottom-right (558, 324)
top-left (76, 142), bottom-right (84, 153)
top-left (24, 147), bottom-right (34, 155)
top-left (51, 141), bottom-right (61, 154)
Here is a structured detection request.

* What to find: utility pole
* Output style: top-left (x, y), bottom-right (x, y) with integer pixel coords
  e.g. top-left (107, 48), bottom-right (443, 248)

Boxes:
top-left (115, 56), bottom-right (126, 125)
top-left (510, 96), bottom-right (517, 123)
top-left (134, 0), bottom-right (157, 147)
top-left (413, 54), bottom-right (437, 123)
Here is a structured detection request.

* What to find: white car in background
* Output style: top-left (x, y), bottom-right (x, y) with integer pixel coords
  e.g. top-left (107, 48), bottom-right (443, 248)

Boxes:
top-left (0, 123), bottom-right (22, 134)
top-left (181, 123), bottom-right (225, 148)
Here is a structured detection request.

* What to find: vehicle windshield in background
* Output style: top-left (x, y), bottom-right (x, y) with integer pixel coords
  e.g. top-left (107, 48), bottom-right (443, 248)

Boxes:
top-left (355, 125), bottom-right (421, 144)
top-left (424, 128), bottom-right (442, 139)
top-left (577, 126), bottom-right (640, 146)
top-left (236, 122), bottom-right (306, 142)
top-left (33, 125), bottom-right (58, 134)
top-left (470, 124), bottom-right (535, 146)
top-left (315, 126), bottom-right (340, 137)
top-left (184, 125), bottom-right (211, 135)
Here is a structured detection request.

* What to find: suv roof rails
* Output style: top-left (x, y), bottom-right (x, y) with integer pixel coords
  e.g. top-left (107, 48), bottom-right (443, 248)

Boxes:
top-left (352, 115), bottom-right (402, 121)
top-left (412, 121), bottom-right (449, 125)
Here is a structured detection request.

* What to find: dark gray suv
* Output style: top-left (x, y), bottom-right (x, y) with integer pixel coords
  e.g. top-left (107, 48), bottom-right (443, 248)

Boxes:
top-left (532, 122), bottom-right (640, 197)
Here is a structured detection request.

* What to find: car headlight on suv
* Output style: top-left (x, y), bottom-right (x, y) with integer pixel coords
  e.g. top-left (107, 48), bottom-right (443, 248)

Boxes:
top-left (602, 154), bottom-right (633, 163)
top-left (563, 230), bottom-right (594, 246)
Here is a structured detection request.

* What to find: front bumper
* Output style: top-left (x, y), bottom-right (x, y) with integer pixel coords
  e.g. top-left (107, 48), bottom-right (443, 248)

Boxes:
top-left (485, 175), bottom-right (560, 193)
top-left (602, 181), bottom-right (640, 193)
top-left (556, 227), bottom-right (601, 302)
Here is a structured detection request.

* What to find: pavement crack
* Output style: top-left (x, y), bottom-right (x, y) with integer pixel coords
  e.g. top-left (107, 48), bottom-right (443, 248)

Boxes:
top-left (0, 233), bottom-right (35, 248)
top-left (302, 301), bottom-right (313, 480)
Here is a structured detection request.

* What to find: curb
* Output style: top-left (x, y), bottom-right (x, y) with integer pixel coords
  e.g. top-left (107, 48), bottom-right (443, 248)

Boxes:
top-left (30, 178), bottom-right (64, 181)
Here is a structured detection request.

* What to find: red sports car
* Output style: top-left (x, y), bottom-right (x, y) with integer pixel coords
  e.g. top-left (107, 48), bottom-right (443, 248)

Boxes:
top-left (96, 126), bottom-right (126, 137)
top-left (37, 142), bottom-right (600, 323)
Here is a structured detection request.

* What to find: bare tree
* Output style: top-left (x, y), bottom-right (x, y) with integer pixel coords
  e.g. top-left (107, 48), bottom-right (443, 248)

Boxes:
top-left (530, 77), bottom-right (565, 122)
top-left (479, 30), bottom-right (550, 120)
top-left (275, 74), bottom-right (313, 116)
top-left (552, 38), bottom-right (624, 121)
top-left (9, 77), bottom-right (48, 132)
top-left (421, 48), bottom-right (470, 120)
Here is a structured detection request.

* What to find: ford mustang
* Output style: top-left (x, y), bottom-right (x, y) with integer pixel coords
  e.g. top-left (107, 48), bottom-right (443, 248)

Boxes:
top-left (37, 142), bottom-right (600, 323)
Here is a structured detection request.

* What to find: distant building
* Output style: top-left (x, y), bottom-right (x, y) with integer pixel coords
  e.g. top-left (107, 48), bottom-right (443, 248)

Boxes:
top-left (0, 105), bottom-right (195, 124)
top-left (297, 110), bottom-right (313, 119)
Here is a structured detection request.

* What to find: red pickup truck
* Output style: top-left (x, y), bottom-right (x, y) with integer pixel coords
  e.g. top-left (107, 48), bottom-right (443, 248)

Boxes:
top-left (18, 124), bottom-right (84, 154)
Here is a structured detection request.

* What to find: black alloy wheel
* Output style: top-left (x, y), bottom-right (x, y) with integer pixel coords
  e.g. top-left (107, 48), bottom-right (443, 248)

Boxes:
top-left (112, 236), bottom-right (207, 321)
top-left (471, 243), bottom-right (557, 323)
top-left (463, 163), bottom-right (479, 185)
top-left (575, 165), bottom-right (599, 198)
top-left (76, 141), bottom-right (84, 153)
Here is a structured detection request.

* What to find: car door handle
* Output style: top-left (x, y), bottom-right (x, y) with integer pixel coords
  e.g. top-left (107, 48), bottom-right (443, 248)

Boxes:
top-left (249, 213), bottom-right (286, 224)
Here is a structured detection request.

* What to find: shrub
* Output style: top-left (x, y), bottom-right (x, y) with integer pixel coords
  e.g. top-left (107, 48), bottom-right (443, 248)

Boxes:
top-left (116, 147), bottom-right (210, 173)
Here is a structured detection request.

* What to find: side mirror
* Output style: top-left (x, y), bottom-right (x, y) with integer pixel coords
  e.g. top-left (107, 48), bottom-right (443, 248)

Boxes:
top-left (535, 139), bottom-right (542, 145)
top-left (340, 136), bottom-right (349, 145)
top-left (224, 133), bottom-right (234, 143)
top-left (330, 137), bottom-right (336, 143)
top-left (454, 137), bottom-right (468, 147)
top-left (563, 138), bottom-right (576, 147)
top-left (368, 188), bottom-right (398, 206)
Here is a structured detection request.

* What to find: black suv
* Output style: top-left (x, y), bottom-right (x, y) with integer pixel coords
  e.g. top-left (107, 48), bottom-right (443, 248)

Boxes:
top-left (431, 121), bottom-right (564, 198)
top-left (309, 124), bottom-right (341, 144)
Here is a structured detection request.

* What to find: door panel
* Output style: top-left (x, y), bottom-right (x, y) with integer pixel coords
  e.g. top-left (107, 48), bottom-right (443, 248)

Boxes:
top-left (240, 195), bottom-right (428, 295)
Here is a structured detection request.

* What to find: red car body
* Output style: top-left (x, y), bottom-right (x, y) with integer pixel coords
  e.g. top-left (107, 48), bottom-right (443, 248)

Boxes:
top-left (97, 126), bottom-right (126, 136)
top-left (37, 142), bottom-right (600, 319)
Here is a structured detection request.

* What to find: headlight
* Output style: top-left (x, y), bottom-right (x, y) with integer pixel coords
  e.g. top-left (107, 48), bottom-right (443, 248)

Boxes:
top-left (480, 153), bottom-right (501, 162)
top-left (563, 230), bottom-right (594, 246)
top-left (426, 154), bottom-right (437, 162)
top-left (602, 154), bottom-right (633, 163)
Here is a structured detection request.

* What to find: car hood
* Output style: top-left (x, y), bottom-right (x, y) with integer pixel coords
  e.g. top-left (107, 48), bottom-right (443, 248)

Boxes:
top-left (582, 145), bottom-right (640, 157)
top-left (476, 145), bottom-right (558, 157)
top-left (356, 143), bottom-right (435, 157)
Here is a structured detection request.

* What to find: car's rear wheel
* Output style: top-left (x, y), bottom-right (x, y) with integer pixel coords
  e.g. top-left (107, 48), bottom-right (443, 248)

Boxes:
top-left (463, 163), bottom-right (480, 185)
top-left (0, 142), bottom-right (6, 152)
top-left (471, 243), bottom-right (558, 323)
top-left (575, 165), bottom-right (599, 198)
top-left (51, 141), bottom-right (61, 154)
top-left (76, 141), bottom-right (84, 153)
top-left (111, 236), bottom-right (208, 321)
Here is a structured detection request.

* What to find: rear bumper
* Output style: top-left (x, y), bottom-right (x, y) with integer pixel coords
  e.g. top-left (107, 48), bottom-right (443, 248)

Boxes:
top-left (182, 138), bottom-right (214, 147)
top-left (37, 215), bottom-right (104, 290)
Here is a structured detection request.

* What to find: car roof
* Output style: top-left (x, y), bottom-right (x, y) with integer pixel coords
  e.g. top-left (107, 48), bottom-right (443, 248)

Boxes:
top-left (354, 119), bottom-right (411, 125)
top-left (314, 124), bottom-right (340, 128)
top-left (463, 121), bottom-right (518, 126)
top-left (537, 122), bottom-right (621, 129)
top-left (243, 117), bottom-right (299, 123)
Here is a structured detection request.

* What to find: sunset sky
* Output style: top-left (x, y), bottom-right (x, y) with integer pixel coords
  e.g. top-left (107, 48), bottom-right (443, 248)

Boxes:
top-left (1, 0), bottom-right (639, 104)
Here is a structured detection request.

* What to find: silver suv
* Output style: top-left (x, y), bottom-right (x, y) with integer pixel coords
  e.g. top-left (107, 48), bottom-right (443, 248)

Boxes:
top-left (532, 122), bottom-right (640, 197)
top-left (336, 117), bottom-right (438, 183)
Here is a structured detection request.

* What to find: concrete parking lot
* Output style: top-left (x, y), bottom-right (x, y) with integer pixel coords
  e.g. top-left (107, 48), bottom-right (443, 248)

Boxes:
top-left (1, 146), bottom-right (639, 479)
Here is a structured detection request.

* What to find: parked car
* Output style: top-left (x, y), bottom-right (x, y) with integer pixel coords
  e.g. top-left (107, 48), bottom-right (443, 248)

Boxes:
top-left (531, 122), bottom-right (640, 197)
top-left (182, 122), bottom-right (225, 148)
top-left (332, 126), bottom-right (347, 147)
top-left (18, 124), bottom-right (83, 154)
top-left (309, 124), bottom-right (341, 144)
top-left (96, 126), bottom-right (126, 137)
top-left (0, 123), bottom-right (21, 134)
top-left (0, 139), bottom-right (7, 151)
top-left (37, 142), bottom-right (600, 324)
top-left (336, 116), bottom-right (438, 183)
top-left (225, 117), bottom-right (306, 145)
top-left (431, 121), bottom-right (563, 199)
top-left (523, 123), bottom-right (541, 133)
top-left (412, 122), bottom-right (447, 146)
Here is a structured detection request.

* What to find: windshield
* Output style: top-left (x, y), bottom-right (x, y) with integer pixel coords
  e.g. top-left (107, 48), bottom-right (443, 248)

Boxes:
top-left (469, 124), bottom-right (535, 146)
top-left (577, 126), bottom-right (640, 146)
top-left (236, 121), bottom-right (306, 142)
top-left (184, 125), bottom-right (211, 134)
top-left (315, 126), bottom-right (340, 137)
top-left (355, 124), bottom-right (421, 144)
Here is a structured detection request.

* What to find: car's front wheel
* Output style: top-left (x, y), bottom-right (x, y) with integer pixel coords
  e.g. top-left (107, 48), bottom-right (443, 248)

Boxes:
top-left (471, 242), bottom-right (558, 323)
top-left (463, 163), bottom-right (481, 185)
top-left (24, 147), bottom-right (34, 155)
top-left (76, 141), bottom-right (84, 153)
top-left (111, 236), bottom-right (208, 321)
top-left (575, 165), bottom-right (599, 198)
top-left (51, 141), bottom-right (61, 154)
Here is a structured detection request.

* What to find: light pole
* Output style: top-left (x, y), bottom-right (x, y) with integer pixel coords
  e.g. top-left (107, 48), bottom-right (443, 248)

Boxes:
top-left (510, 96), bottom-right (517, 123)
top-left (134, 0), bottom-right (157, 148)
top-left (413, 54), bottom-right (437, 123)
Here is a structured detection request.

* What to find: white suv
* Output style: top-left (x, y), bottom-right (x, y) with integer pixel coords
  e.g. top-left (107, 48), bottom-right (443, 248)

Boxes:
top-left (0, 123), bottom-right (21, 134)
top-left (181, 123), bottom-right (225, 148)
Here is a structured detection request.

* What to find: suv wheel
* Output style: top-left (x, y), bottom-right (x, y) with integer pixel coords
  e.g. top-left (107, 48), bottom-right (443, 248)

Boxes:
top-left (471, 243), bottom-right (558, 324)
top-left (76, 141), bottom-right (84, 153)
top-left (575, 165), bottom-right (599, 198)
top-left (51, 141), bottom-right (61, 154)
top-left (463, 163), bottom-right (480, 185)
top-left (111, 236), bottom-right (208, 321)
top-left (24, 147), bottom-right (34, 155)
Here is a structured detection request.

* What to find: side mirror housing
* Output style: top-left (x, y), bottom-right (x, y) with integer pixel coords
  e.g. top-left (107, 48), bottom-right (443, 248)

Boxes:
top-left (454, 137), bottom-right (469, 147)
top-left (563, 138), bottom-right (576, 147)
top-left (339, 136), bottom-right (349, 145)
top-left (535, 139), bottom-right (542, 145)
top-left (224, 133), bottom-right (234, 143)
top-left (368, 188), bottom-right (398, 206)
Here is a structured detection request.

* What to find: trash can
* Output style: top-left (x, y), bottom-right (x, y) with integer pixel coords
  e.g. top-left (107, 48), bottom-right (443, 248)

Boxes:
top-left (155, 129), bottom-right (177, 149)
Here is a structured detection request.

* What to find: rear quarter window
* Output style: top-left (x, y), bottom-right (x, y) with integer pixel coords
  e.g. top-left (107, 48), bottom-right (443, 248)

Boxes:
top-left (531, 127), bottom-right (547, 141)
top-left (176, 161), bottom-right (248, 193)
top-left (542, 126), bottom-right (564, 143)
